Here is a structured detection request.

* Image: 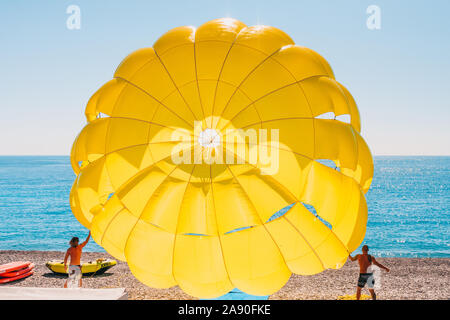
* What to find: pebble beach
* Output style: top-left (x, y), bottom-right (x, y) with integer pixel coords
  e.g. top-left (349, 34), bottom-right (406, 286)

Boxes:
top-left (1, 250), bottom-right (448, 300)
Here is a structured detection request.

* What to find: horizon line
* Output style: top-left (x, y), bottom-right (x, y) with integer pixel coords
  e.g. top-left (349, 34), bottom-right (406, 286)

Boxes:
top-left (0, 154), bottom-right (449, 157)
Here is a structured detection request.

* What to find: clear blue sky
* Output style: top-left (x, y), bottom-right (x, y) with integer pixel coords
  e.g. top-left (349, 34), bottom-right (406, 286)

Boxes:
top-left (1, 0), bottom-right (449, 155)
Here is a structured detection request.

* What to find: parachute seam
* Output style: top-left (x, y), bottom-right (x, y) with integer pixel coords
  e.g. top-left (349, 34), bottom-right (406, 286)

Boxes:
top-left (209, 28), bottom-right (241, 128)
top-left (142, 74), bottom-right (323, 131)
top-left (75, 140), bottom-right (192, 185)
top-left (94, 75), bottom-right (159, 182)
top-left (121, 157), bottom-right (190, 272)
top-left (115, 76), bottom-right (194, 129)
top-left (86, 116), bottom-right (201, 136)
top-left (217, 74), bottom-right (325, 131)
top-left (223, 148), bottom-right (304, 203)
top-left (144, 80), bottom-right (166, 175)
top-left (99, 207), bottom-right (126, 248)
top-left (193, 31), bottom-right (207, 123)
top-left (226, 140), bottom-right (315, 163)
top-left (221, 116), bottom-right (312, 139)
top-left (93, 53), bottom-right (158, 122)
top-left (155, 39), bottom-right (239, 57)
top-left (282, 213), bottom-right (326, 270)
top-left (101, 81), bottom-right (131, 163)
top-left (271, 58), bottom-right (317, 160)
top-left (350, 125), bottom-right (361, 179)
top-left (220, 158), bottom-right (322, 263)
top-left (241, 50), bottom-right (317, 163)
top-left (224, 164), bottom-right (291, 274)
top-left (285, 208), bottom-right (350, 270)
top-left (170, 165), bottom-right (196, 286)
top-left (239, 145), bottom-right (361, 255)
top-left (153, 42), bottom-right (193, 57)
top-left (222, 138), bottom-right (366, 193)
top-left (217, 47), bottom-right (284, 121)
top-left (208, 165), bottom-right (236, 290)
top-left (328, 169), bottom-right (366, 251)
top-left (332, 80), bottom-right (360, 132)
top-left (88, 62), bottom-right (157, 159)
top-left (153, 49), bottom-right (200, 122)
top-left (222, 122), bottom-right (368, 190)
top-left (103, 145), bottom-right (194, 220)
top-left (301, 164), bottom-right (353, 253)
top-left (302, 48), bottom-right (335, 80)
top-left (114, 144), bottom-right (195, 206)
top-left (228, 154), bottom-right (349, 263)
top-left (91, 148), bottom-right (193, 263)
top-left (86, 75), bottom-right (152, 231)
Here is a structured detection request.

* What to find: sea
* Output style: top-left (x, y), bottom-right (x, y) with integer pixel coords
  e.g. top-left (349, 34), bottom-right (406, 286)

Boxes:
top-left (0, 156), bottom-right (449, 258)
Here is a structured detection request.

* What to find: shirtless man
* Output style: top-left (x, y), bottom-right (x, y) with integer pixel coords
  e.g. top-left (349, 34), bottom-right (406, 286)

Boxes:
top-left (348, 245), bottom-right (390, 300)
top-left (63, 232), bottom-right (90, 288)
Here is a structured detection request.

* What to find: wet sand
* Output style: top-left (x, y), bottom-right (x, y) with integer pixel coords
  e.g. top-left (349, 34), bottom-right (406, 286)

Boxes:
top-left (1, 250), bottom-right (448, 300)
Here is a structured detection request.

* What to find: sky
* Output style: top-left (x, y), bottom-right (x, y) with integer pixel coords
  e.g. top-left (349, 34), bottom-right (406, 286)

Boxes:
top-left (0, 0), bottom-right (449, 155)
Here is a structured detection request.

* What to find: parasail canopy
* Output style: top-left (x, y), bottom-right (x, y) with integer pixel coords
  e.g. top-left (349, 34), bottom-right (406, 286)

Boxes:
top-left (70, 17), bottom-right (373, 298)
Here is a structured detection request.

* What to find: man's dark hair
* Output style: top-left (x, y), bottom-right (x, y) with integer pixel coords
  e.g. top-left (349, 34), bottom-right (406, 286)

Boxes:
top-left (70, 237), bottom-right (79, 246)
top-left (362, 245), bottom-right (369, 252)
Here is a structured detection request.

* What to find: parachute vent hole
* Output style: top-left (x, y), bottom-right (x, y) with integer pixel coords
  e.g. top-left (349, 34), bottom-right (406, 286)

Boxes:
top-left (266, 203), bottom-right (295, 223)
top-left (335, 114), bottom-right (351, 123)
top-left (315, 112), bottom-right (351, 124)
top-left (97, 112), bottom-right (109, 119)
top-left (301, 203), bottom-right (332, 230)
top-left (182, 233), bottom-right (209, 237)
top-left (224, 226), bottom-right (254, 235)
top-left (302, 203), bottom-right (317, 215)
top-left (316, 159), bottom-right (339, 171)
top-left (315, 112), bottom-right (335, 120)
top-left (107, 193), bottom-right (114, 200)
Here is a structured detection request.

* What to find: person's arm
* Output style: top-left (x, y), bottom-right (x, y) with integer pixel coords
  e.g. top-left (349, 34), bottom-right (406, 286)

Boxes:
top-left (64, 249), bottom-right (70, 271)
top-left (372, 257), bottom-right (390, 272)
top-left (348, 254), bottom-right (359, 262)
top-left (79, 231), bottom-right (91, 248)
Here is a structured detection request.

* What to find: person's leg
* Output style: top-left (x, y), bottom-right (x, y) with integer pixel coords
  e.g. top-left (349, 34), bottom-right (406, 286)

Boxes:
top-left (367, 274), bottom-right (376, 300)
top-left (356, 274), bottom-right (365, 300)
top-left (77, 268), bottom-right (82, 288)
top-left (368, 289), bottom-right (376, 300)
top-left (65, 266), bottom-right (74, 288)
top-left (356, 287), bottom-right (362, 300)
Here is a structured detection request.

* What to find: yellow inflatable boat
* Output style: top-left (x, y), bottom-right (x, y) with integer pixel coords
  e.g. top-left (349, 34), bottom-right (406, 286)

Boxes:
top-left (46, 259), bottom-right (117, 276)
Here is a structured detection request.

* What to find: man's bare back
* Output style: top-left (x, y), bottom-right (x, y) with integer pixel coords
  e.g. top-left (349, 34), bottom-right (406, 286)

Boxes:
top-left (348, 245), bottom-right (389, 300)
top-left (65, 246), bottom-right (83, 265)
top-left (64, 232), bottom-right (90, 266)
top-left (63, 232), bottom-right (90, 288)
top-left (356, 253), bottom-right (373, 273)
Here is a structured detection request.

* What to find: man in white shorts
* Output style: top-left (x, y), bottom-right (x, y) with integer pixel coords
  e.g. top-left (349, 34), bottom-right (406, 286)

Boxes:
top-left (63, 232), bottom-right (90, 288)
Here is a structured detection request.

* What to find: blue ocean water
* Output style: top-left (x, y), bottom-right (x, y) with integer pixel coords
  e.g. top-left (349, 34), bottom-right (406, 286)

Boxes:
top-left (0, 156), bottom-right (449, 257)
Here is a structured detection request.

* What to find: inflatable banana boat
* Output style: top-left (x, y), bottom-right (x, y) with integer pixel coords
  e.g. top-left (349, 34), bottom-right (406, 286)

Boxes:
top-left (46, 258), bottom-right (116, 276)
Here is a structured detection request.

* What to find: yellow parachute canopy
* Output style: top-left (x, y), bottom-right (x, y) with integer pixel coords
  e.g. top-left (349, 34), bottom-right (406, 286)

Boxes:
top-left (70, 17), bottom-right (373, 298)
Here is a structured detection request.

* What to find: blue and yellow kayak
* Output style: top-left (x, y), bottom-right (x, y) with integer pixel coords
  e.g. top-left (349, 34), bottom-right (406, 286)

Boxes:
top-left (46, 259), bottom-right (116, 276)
